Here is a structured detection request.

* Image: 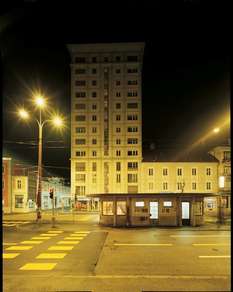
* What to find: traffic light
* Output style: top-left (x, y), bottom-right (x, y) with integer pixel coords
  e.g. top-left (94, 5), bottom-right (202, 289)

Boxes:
top-left (49, 189), bottom-right (54, 199)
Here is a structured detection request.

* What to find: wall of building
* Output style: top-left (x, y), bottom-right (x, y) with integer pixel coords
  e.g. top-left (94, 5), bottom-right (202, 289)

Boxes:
top-left (2, 158), bottom-right (12, 213)
top-left (12, 176), bottom-right (28, 213)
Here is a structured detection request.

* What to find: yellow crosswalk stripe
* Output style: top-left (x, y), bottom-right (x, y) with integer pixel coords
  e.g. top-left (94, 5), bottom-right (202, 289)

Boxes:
top-left (36, 253), bottom-right (67, 259)
top-left (6, 246), bottom-right (33, 251)
top-left (20, 241), bottom-right (43, 245)
top-left (31, 237), bottom-right (50, 240)
top-left (48, 246), bottom-right (74, 251)
top-left (3, 253), bottom-right (20, 259)
top-left (57, 241), bottom-right (79, 244)
top-left (3, 243), bottom-right (18, 246)
top-left (20, 263), bottom-right (57, 270)
top-left (47, 231), bottom-right (64, 234)
top-left (64, 237), bottom-right (84, 240)
top-left (75, 231), bottom-right (90, 233)
top-left (40, 234), bottom-right (58, 236)
top-left (70, 234), bottom-right (86, 237)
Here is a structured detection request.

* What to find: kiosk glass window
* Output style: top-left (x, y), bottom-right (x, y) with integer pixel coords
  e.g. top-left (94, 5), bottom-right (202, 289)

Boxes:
top-left (117, 201), bottom-right (126, 215)
top-left (102, 201), bottom-right (114, 215)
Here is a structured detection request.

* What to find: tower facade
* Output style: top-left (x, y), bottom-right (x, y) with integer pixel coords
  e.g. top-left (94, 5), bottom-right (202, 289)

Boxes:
top-left (68, 43), bottom-right (145, 206)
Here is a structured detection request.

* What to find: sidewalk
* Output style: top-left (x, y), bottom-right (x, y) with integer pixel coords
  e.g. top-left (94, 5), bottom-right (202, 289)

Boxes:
top-left (2, 211), bottom-right (231, 231)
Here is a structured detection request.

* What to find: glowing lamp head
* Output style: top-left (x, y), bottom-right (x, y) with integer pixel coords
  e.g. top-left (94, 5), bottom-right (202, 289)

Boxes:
top-left (34, 95), bottom-right (45, 108)
top-left (213, 128), bottom-right (220, 133)
top-left (18, 109), bottom-right (29, 119)
top-left (52, 116), bottom-right (63, 127)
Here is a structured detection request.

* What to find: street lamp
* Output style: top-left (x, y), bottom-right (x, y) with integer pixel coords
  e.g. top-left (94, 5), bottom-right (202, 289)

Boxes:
top-left (18, 94), bottom-right (64, 222)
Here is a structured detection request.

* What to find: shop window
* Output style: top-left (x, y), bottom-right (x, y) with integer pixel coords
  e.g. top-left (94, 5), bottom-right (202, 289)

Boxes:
top-left (15, 195), bottom-right (23, 208)
top-left (163, 201), bottom-right (172, 207)
top-left (102, 201), bottom-right (114, 215)
top-left (117, 201), bottom-right (126, 215)
top-left (135, 201), bottom-right (144, 207)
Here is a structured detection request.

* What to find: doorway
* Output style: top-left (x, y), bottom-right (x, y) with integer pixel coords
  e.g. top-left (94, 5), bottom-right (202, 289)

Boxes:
top-left (149, 202), bottom-right (158, 220)
top-left (181, 202), bottom-right (190, 225)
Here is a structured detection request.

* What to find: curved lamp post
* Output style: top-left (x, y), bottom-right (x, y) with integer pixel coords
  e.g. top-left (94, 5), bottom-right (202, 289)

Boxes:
top-left (18, 94), bottom-right (64, 222)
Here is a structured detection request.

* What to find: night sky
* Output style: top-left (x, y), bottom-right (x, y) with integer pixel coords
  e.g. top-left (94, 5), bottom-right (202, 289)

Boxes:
top-left (1, 0), bottom-right (230, 179)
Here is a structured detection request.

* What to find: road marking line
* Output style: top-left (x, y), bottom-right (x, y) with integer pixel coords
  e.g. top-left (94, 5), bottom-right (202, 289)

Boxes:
top-left (64, 237), bottom-right (84, 240)
top-left (47, 231), bottom-right (64, 234)
top-left (48, 246), bottom-right (74, 251)
top-left (31, 237), bottom-right (50, 240)
top-left (70, 234), bottom-right (86, 237)
top-left (40, 234), bottom-right (58, 236)
top-left (75, 231), bottom-right (90, 233)
top-left (3, 253), bottom-right (20, 259)
top-left (36, 253), bottom-right (67, 259)
top-left (3, 243), bottom-right (18, 246)
top-left (114, 243), bottom-right (173, 246)
top-left (6, 246), bottom-right (33, 251)
top-left (21, 241), bottom-right (43, 245)
top-left (57, 241), bottom-right (80, 244)
top-left (199, 255), bottom-right (231, 258)
top-left (19, 263), bottom-right (57, 270)
top-left (63, 275), bottom-right (229, 280)
top-left (193, 243), bottom-right (230, 246)
top-left (170, 235), bottom-right (230, 238)
top-left (3, 224), bottom-right (16, 227)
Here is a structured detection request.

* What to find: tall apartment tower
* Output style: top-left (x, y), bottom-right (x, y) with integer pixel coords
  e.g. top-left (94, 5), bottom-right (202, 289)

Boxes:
top-left (68, 43), bottom-right (145, 205)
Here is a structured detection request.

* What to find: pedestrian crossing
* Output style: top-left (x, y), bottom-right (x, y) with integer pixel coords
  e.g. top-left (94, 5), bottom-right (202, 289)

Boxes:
top-left (3, 230), bottom-right (91, 271)
top-left (3, 221), bottom-right (30, 227)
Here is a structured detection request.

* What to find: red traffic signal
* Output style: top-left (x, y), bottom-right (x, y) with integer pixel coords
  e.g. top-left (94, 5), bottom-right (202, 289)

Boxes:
top-left (49, 189), bottom-right (54, 199)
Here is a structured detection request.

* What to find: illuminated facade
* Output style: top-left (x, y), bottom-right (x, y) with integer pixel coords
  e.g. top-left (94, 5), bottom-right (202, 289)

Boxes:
top-left (2, 158), bottom-right (12, 214)
top-left (68, 43), bottom-right (144, 209)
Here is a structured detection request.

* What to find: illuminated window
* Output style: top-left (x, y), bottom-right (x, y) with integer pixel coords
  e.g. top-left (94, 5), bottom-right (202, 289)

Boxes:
top-left (219, 176), bottom-right (225, 188)
top-left (117, 201), bottom-right (126, 215)
top-left (102, 201), bottom-right (113, 215)
top-left (135, 201), bottom-right (144, 207)
top-left (164, 201), bottom-right (172, 207)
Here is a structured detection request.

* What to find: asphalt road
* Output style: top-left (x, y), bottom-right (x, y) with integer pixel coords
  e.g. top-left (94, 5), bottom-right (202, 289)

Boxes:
top-left (3, 216), bottom-right (231, 292)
